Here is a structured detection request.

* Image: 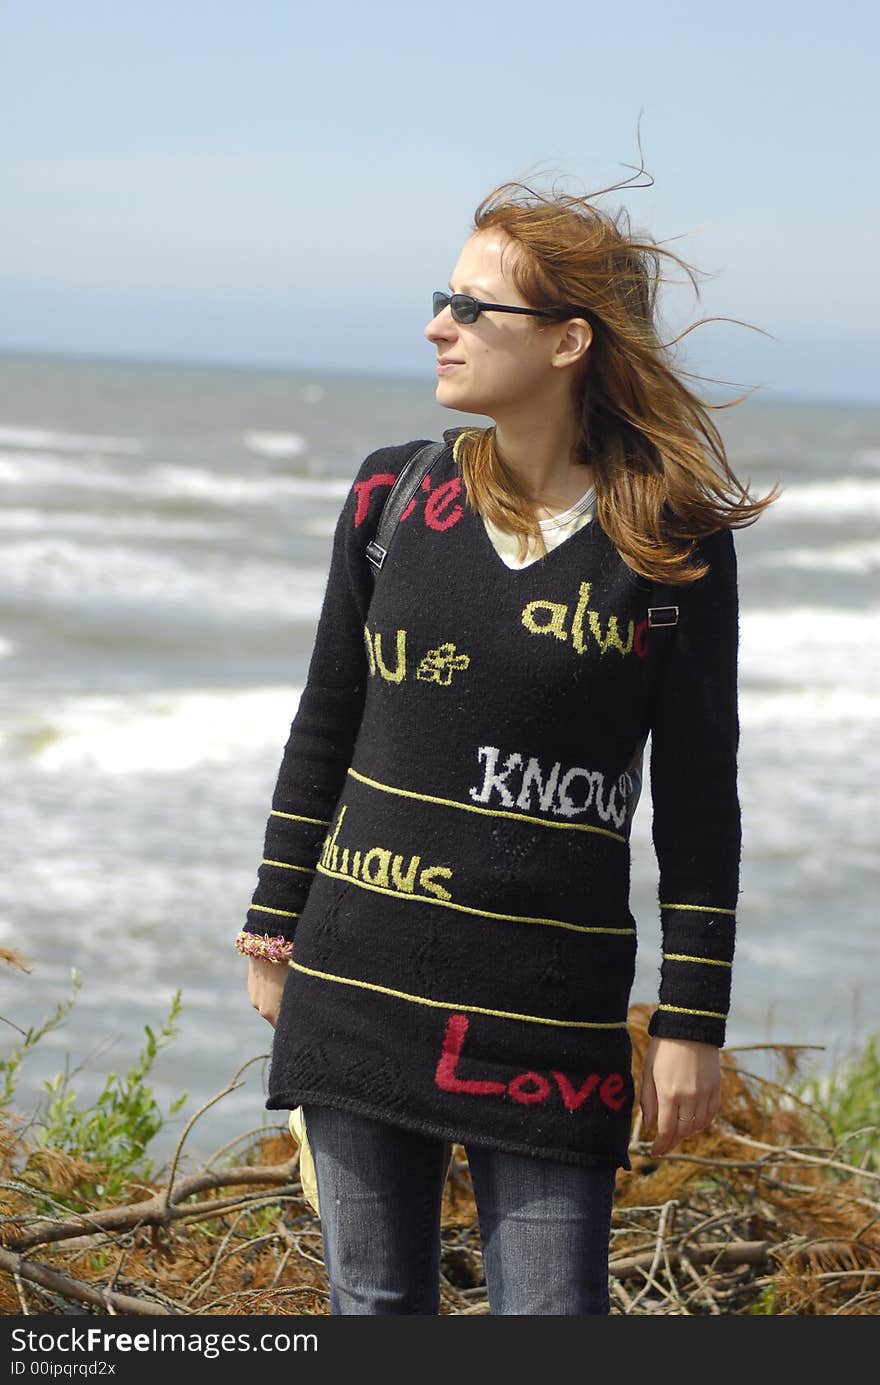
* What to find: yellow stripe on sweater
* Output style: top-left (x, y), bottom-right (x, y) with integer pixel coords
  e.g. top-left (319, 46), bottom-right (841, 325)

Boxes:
top-left (315, 861), bottom-right (635, 936)
top-left (347, 767), bottom-right (627, 844)
top-left (261, 859), bottom-right (316, 874)
top-left (656, 1003), bottom-right (728, 1019)
top-left (288, 959), bottom-right (628, 1030)
top-left (660, 902), bottom-right (736, 916)
top-left (249, 904), bottom-right (300, 919)
top-left (663, 953), bottom-right (732, 968)
top-left (270, 810), bottom-right (331, 826)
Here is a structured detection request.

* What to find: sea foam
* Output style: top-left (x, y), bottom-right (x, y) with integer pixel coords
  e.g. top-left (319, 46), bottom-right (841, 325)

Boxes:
top-left (5, 686), bottom-right (306, 774)
top-left (0, 424), bottom-right (144, 455)
top-left (242, 430), bottom-right (307, 459)
top-left (0, 538), bottom-right (327, 618)
top-left (766, 476), bottom-right (880, 521)
top-left (757, 539), bottom-right (880, 574)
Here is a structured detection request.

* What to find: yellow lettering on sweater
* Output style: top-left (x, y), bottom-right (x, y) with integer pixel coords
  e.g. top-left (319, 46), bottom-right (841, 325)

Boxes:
top-left (522, 581), bottom-right (635, 657)
top-left (362, 847), bottom-right (392, 887)
top-left (570, 582), bottom-right (592, 653)
top-left (416, 643), bottom-right (470, 685)
top-left (391, 853), bottom-right (421, 892)
top-left (320, 805), bottom-right (347, 867)
top-left (521, 599), bottom-right (569, 641)
top-left (321, 805), bottom-right (453, 901)
top-left (363, 626), bottom-right (376, 675)
top-left (374, 628), bottom-right (407, 682)
top-left (364, 624), bottom-right (471, 686)
top-left (588, 610), bottom-right (634, 655)
top-left (419, 865), bottom-right (454, 901)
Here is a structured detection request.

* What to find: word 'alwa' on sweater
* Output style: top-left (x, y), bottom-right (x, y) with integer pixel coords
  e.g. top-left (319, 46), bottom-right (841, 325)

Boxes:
top-left (236, 427), bottom-right (742, 1171)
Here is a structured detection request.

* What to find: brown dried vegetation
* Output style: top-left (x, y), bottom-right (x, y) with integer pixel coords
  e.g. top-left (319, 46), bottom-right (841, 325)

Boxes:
top-left (1, 1001), bottom-right (877, 1316)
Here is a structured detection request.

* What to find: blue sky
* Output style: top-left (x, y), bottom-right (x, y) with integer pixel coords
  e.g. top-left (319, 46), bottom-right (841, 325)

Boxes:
top-left (2, 1), bottom-right (877, 401)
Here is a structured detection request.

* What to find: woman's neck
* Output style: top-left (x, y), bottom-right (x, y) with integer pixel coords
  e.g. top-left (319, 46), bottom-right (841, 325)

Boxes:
top-left (492, 414), bottom-right (593, 520)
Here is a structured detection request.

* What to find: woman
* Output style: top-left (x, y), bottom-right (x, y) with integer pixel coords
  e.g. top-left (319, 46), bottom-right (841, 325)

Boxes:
top-left (236, 177), bottom-right (778, 1315)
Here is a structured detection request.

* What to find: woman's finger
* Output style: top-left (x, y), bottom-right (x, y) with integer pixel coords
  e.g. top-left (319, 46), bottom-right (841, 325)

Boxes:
top-left (652, 1091), bottom-right (684, 1156)
top-left (640, 1070), bottom-right (658, 1133)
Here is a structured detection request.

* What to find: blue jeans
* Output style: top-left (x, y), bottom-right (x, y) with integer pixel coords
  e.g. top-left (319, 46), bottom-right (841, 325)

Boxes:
top-left (301, 1102), bottom-right (617, 1315)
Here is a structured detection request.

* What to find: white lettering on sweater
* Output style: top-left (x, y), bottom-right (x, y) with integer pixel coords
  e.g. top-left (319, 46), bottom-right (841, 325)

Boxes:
top-left (470, 746), bottom-right (637, 830)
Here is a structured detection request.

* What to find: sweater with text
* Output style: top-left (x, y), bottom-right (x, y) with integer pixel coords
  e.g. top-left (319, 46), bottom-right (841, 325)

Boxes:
top-left (240, 428), bottom-right (742, 1171)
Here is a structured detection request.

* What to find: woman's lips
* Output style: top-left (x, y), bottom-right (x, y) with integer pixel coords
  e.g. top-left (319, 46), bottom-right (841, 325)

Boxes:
top-left (436, 361), bottom-right (463, 374)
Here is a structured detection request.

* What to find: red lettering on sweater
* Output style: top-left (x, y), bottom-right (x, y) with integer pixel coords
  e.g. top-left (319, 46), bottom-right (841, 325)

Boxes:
top-left (598, 1072), bottom-right (626, 1111)
top-left (434, 1013), bottom-right (627, 1112)
top-left (354, 473), bottom-right (397, 528)
top-left (550, 1071), bottom-right (602, 1111)
top-left (353, 472), bottom-right (464, 532)
top-left (434, 1013), bottom-right (506, 1095)
top-left (424, 477), bottom-right (464, 530)
top-left (508, 1071), bottom-right (552, 1105)
top-left (401, 475), bottom-right (433, 521)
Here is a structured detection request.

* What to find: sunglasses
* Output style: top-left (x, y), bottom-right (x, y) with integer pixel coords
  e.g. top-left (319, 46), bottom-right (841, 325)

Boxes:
top-left (433, 290), bottom-right (595, 326)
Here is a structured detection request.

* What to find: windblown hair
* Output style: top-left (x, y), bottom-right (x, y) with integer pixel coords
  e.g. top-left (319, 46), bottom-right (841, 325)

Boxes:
top-left (453, 173), bottom-right (782, 582)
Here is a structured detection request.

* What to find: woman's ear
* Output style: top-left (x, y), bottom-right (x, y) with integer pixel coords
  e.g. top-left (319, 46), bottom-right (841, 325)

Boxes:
top-left (552, 318), bottom-right (592, 370)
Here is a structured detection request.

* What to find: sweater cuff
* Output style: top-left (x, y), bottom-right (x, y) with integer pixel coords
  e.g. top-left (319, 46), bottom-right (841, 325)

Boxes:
top-left (244, 898), bottom-right (301, 946)
top-left (647, 1004), bottom-right (727, 1048)
top-left (649, 893), bottom-right (736, 1047)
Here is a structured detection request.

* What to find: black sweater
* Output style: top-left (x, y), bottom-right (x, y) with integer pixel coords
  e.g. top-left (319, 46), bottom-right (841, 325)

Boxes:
top-left (241, 428), bottom-right (742, 1170)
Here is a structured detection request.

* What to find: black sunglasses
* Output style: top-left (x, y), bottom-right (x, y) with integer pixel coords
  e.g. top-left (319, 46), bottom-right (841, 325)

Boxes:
top-left (433, 290), bottom-right (595, 326)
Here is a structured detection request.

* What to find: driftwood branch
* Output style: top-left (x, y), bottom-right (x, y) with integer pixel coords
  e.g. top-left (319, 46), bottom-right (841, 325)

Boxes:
top-left (609, 1238), bottom-right (770, 1279)
top-left (159, 1052), bottom-right (272, 1215)
top-left (4, 1159), bottom-right (300, 1252)
top-left (0, 1247), bottom-right (181, 1315)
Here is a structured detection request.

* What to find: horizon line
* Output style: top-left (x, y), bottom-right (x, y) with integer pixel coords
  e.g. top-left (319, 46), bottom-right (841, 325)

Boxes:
top-left (0, 342), bottom-right (876, 411)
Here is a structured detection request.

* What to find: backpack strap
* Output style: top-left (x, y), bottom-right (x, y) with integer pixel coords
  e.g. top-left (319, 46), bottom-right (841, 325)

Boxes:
top-left (365, 440), bottom-right (447, 583)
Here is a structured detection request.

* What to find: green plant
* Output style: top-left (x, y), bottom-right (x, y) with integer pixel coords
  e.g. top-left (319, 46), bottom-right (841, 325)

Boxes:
top-left (0, 968), bottom-right (83, 1108)
top-left (749, 1282), bottom-right (778, 1314)
top-left (32, 989), bottom-right (189, 1202)
top-left (796, 1028), bottom-right (880, 1174)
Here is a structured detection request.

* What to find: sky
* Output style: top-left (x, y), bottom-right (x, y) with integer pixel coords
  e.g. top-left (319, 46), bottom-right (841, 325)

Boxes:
top-left (2, 1), bottom-right (877, 402)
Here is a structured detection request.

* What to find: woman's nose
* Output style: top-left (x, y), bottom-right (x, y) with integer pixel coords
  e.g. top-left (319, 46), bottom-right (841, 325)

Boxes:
top-left (424, 307), bottom-right (454, 341)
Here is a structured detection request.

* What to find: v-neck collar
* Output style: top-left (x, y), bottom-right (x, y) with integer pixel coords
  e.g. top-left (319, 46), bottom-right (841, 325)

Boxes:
top-left (535, 483), bottom-right (596, 529)
top-left (442, 427), bottom-right (600, 577)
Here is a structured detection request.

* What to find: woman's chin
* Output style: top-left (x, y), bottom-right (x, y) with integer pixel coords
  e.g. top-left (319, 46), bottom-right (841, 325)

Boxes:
top-left (435, 380), bottom-right (481, 412)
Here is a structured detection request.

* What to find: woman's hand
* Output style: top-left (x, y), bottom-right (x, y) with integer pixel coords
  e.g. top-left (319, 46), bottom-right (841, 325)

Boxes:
top-left (639, 1036), bottom-right (722, 1157)
top-left (247, 956), bottom-right (290, 1028)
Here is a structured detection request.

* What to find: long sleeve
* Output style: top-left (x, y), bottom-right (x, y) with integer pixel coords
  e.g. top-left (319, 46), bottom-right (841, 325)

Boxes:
top-left (647, 526), bottom-right (742, 1046)
top-left (237, 442), bottom-right (426, 954)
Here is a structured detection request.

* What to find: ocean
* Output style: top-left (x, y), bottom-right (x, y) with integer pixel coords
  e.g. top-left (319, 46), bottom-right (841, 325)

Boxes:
top-left (1, 348), bottom-right (877, 1172)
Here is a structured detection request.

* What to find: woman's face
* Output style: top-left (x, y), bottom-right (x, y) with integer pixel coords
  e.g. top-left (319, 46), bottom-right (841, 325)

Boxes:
top-left (424, 230), bottom-right (573, 420)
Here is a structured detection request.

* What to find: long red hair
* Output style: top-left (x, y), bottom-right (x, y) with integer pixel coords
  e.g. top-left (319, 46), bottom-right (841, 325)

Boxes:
top-left (452, 176), bottom-right (781, 581)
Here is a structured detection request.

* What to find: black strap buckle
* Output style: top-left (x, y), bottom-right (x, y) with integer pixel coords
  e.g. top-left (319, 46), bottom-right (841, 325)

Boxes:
top-left (648, 605), bottom-right (679, 628)
top-left (366, 540), bottom-right (387, 570)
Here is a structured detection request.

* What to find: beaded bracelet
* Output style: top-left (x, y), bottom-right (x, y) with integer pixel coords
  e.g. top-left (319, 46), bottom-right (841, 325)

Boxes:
top-left (234, 930), bottom-right (293, 964)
